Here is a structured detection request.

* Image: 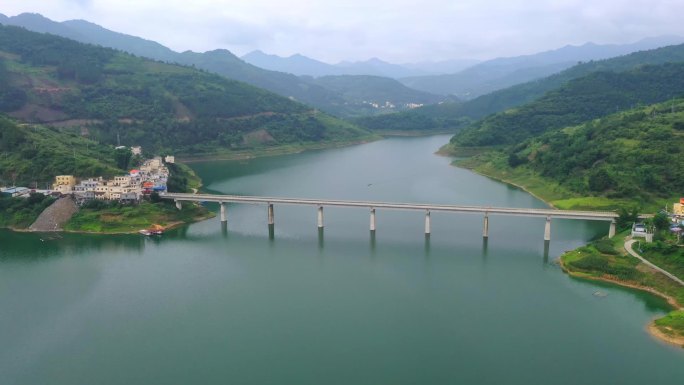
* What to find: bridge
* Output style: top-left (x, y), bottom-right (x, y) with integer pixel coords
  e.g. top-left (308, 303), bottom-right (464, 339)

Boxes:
top-left (160, 192), bottom-right (640, 241)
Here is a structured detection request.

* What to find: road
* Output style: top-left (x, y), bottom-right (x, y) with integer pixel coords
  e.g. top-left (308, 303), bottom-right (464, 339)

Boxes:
top-left (625, 239), bottom-right (684, 286)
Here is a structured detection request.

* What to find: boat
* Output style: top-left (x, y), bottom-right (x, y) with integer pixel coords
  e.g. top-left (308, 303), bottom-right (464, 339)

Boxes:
top-left (140, 224), bottom-right (165, 236)
top-left (149, 224), bottom-right (164, 235)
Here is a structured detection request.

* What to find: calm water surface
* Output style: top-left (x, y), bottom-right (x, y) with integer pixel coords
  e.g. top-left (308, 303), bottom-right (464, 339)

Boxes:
top-left (1, 135), bottom-right (682, 384)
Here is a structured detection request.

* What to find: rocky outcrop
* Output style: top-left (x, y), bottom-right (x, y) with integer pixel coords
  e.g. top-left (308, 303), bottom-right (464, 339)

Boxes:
top-left (29, 197), bottom-right (78, 231)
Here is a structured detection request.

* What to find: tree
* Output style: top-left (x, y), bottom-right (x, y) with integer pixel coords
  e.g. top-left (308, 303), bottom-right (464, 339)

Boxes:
top-left (617, 207), bottom-right (639, 230)
top-left (114, 148), bottom-right (132, 170)
top-left (588, 168), bottom-right (614, 192)
top-left (653, 212), bottom-right (670, 232)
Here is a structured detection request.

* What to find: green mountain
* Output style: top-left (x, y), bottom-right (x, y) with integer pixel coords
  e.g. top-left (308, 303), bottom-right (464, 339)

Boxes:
top-left (0, 13), bottom-right (441, 118)
top-left (400, 37), bottom-right (684, 98)
top-left (0, 115), bottom-right (122, 187)
top-left (469, 99), bottom-right (684, 206)
top-left (308, 75), bottom-right (445, 117)
top-left (0, 25), bottom-right (371, 157)
top-left (451, 62), bottom-right (684, 147)
top-left (359, 42), bottom-right (684, 132)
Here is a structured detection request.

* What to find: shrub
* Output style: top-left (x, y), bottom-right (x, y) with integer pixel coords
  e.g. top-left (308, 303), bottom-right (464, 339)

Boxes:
top-left (593, 239), bottom-right (618, 255)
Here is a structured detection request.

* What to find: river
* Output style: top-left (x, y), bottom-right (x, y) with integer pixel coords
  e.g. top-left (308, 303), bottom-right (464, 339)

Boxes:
top-left (1, 135), bottom-right (682, 384)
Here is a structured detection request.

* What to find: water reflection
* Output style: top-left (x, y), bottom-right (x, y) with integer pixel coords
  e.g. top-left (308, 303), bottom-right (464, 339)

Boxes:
top-left (0, 230), bottom-right (145, 260)
top-left (543, 240), bottom-right (551, 264)
top-left (317, 228), bottom-right (324, 250)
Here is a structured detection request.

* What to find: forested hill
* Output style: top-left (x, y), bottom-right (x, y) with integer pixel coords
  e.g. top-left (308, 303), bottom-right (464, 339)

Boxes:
top-left (450, 62), bottom-right (684, 147)
top-left (0, 13), bottom-right (443, 118)
top-left (0, 115), bottom-right (122, 187)
top-left (494, 99), bottom-right (684, 204)
top-left (357, 42), bottom-right (684, 132)
top-left (0, 25), bottom-right (371, 156)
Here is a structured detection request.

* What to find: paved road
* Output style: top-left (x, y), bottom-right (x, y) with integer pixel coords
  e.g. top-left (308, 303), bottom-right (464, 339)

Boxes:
top-left (625, 239), bottom-right (684, 286)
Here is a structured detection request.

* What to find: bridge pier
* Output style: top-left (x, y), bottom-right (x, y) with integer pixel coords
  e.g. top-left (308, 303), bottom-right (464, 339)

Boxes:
top-left (483, 213), bottom-right (489, 238)
top-left (425, 210), bottom-right (431, 236)
top-left (219, 202), bottom-right (227, 223)
top-left (175, 200), bottom-right (182, 210)
top-left (370, 208), bottom-right (376, 232)
top-left (609, 219), bottom-right (616, 238)
top-left (267, 204), bottom-right (274, 225)
top-left (317, 206), bottom-right (324, 228)
top-left (544, 216), bottom-right (551, 241)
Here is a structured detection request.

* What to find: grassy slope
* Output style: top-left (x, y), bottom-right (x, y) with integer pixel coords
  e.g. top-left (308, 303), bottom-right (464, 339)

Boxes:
top-left (0, 194), bottom-right (56, 229)
top-left (0, 115), bottom-right (122, 187)
top-left (560, 232), bottom-right (684, 346)
top-left (452, 63), bottom-right (684, 147)
top-left (65, 201), bottom-right (214, 233)
top-left (453, 99), bottom-right (684, 211)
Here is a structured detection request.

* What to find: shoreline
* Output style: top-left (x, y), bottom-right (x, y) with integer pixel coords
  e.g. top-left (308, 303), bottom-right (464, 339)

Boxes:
top-left (463, 166), bottom-right (558, 209)
top-left (558, 256), bottom-right (684, 347)
top-left (442, 152), bottom-right (557, 209)
top-left (648, 323), bottom-right (684, 347)
top-left (177, 137), bottom-right (379, 163)
top-left (2, 211), bottom-right (216, 235)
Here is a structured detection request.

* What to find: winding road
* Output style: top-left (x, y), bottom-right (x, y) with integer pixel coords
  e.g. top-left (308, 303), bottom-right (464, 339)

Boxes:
top-left (625, 239), bottom-right (684, 286)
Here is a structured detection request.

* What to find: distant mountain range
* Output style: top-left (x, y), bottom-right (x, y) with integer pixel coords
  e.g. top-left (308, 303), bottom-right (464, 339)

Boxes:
top-left (357, 42), bottom-right (684, 133)
top-left (0, 13), bottom-right (444, 118)
top-left (242, 51), bottom-right (477, 78)
top-left (2, 12), bottom-right (681, 121)
top-left (400, 36), bottom-right (684, 99)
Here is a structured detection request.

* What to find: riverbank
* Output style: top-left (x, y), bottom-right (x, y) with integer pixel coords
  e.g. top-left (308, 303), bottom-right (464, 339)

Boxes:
top-left (559, 232), bottom-right (684, 347)
top-left (451, 150), bottom-right (668, 212)
top-left (64, 201), bottom-right (215, 234)
top-left (177, 136), bottom-right (380, 163)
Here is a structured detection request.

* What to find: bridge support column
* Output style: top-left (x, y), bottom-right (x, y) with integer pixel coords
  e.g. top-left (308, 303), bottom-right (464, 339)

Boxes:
top-left (317, 206), bottom-right (324, 228)
top-left (483, 214), bottom-right (489, 238)
top-left (219, 202), bottom-right (227, 223)
top-left (175, 200), bottom-right (182, 210)
top-left (425, 210), bottom-right (431, 236)
top-left (370, 208), bottom-right (376, 232)
top-left (267, 204), bottom-right (274, 225)
top-left (608, 219), bottom-right (616, 238)
top-left (544, 216), bottom-right (551, 241)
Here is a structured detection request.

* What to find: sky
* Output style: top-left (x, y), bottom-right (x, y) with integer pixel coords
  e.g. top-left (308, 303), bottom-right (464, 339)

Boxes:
top-left (1, 0), bottom-right (683, 63)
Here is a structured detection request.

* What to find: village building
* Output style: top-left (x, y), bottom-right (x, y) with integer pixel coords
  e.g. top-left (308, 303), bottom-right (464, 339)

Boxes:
top-left (131, 146), bottom-right (142, 156)
top-left (53, 175), bottom-right (76, 194)
top-left (1, 187), bottom-right (30, 198)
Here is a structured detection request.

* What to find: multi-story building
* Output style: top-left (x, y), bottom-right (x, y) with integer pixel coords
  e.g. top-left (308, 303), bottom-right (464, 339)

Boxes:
top-left (53, 175), bottom-right (76, 194)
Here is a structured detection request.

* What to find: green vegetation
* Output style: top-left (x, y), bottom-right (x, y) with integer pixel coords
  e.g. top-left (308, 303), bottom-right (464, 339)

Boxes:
top-left (561, 232), bottom-right (684, 347)
top-left (0, 193), bottom-right (55, 229)
top-left (560, 232), bottom-right (684, 307)
top-left (455, 99), bottom-right (684, 210)
top-left (358, 42), bottom-right (684, 132)
top-left (65, 200), bottom-right (214, 233)
top-left (166, 163), bottom-right (202, 193)
top-left (452, 63), bottom-right (684, 147)
top-left (354, 105), bottom-right (472, 132)
top-left (654, 310), bottom-right (684, 344)
top-left (310, 75), bottom-right (443, 118)
top-left (0, 25), bottom-right (373, 158)
top-left (0, 116), bottom-right (122, 187)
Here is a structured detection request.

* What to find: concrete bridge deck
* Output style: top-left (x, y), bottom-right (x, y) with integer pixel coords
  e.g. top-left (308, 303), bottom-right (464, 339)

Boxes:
top-left (160, 192), bottom-right (642, 240)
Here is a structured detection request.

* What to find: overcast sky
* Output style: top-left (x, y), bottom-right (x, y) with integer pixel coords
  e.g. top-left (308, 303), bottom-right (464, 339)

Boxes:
top-left (2, 0), bottom-right (683, 63)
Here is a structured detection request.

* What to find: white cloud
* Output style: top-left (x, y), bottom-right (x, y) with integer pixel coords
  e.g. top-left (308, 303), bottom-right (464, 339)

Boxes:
top-left (1, 0), bottom-right (683, 62)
